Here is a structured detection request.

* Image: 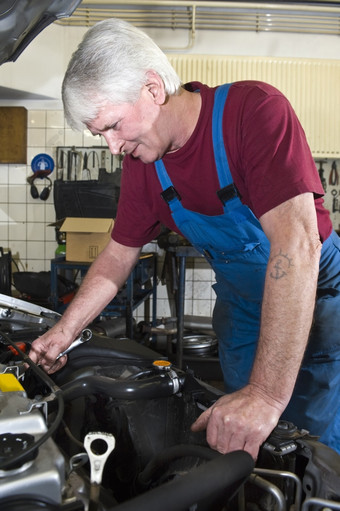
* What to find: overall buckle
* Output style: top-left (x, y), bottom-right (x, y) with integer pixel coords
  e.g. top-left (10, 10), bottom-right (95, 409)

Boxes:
top-left (161, 186), bottom-right (181, 204)
top-left (217, 184), bottom-right (240, 205)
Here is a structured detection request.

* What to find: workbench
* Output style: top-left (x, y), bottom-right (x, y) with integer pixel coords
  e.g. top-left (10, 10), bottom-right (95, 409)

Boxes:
top-left (50, 253), bottom-right (158, 338)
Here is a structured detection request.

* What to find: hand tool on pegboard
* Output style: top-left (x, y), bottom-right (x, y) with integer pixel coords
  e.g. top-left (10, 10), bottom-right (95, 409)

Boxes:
top-left (329, 160), bottom-right (339, 186)
top-left (331, 189), bottom-right (339, 213)
top-left (316, 160), bottom-right (327, 193)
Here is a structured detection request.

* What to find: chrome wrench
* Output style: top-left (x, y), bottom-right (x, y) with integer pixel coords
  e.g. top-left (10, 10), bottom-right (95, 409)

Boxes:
top-left (56, 328), bottom-right (92, 360)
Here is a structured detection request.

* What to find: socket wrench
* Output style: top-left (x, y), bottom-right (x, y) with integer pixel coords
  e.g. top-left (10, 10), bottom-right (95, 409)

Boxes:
top-left (56, 328), bottom-right (92, 360)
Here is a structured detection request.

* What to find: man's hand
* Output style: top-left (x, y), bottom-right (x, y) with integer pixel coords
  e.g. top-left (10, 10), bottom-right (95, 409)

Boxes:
top-left (191, 384), bottom-right (283, 459)
top-left (29, 327), bottom-right (72, 374)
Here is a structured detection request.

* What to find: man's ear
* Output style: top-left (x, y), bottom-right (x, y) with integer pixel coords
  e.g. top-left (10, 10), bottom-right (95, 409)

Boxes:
top-left (145, 70), bottom-right (167, 105)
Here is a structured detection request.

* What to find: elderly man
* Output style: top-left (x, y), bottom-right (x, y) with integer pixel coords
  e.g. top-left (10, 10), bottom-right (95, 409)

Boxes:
top-left (29, 18), bottom-right (340, 458)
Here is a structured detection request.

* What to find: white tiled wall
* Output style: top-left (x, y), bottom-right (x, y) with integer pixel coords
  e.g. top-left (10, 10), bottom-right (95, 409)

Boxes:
top-left (0, 109), bottom-right (103, 273)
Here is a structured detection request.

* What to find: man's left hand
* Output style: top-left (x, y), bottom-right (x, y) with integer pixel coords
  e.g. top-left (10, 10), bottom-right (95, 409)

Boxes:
top-left (191, 384), bottom-right (283, 459)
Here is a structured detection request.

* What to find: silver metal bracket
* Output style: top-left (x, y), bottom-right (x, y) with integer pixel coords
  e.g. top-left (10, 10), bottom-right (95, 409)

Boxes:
top-left (84, 432), bottom-right (115, 485)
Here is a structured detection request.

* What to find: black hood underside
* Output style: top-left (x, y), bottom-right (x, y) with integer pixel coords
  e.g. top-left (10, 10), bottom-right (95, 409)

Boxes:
top-left (0, 0), bottom-right (81, 65)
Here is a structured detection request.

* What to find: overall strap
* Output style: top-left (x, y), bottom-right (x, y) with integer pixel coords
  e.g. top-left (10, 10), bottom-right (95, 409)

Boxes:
top-left (154, 159), bottom-right (181, 207)
top-left (154, 159), bottom-right (172, 190)
top-left (212, 83), bottom-right (240, 206)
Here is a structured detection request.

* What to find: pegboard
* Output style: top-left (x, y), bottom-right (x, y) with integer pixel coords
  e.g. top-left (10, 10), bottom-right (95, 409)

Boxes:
top-left (315, 158), bottom-right (340, 232)
top-left (56, 146), bottom-right (122, 181)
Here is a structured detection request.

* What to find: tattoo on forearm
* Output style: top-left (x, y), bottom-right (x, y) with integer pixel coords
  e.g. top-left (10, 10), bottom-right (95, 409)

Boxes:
top-left (269, 250), bottom-right (294, 280)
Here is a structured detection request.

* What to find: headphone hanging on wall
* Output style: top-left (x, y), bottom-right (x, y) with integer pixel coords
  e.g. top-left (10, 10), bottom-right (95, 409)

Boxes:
top-left (27, 173), bottom-right (53, 201)
top-left (28, 153), bottom-right (55, 201)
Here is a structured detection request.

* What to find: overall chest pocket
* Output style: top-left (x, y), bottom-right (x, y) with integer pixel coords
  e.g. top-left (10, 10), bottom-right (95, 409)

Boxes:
top-left (211, 241), bottom-right (269, 302)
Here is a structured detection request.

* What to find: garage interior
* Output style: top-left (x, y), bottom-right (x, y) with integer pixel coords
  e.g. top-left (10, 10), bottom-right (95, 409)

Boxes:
top-left (0, 2), bottom-right (340, 510)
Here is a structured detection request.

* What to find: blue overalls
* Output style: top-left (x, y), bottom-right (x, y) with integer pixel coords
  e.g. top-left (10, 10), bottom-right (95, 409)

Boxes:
top-left (155, 83), bottom-right (340, 453)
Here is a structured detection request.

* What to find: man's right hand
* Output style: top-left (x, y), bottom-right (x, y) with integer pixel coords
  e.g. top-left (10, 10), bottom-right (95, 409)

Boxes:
top-left (29, 326), bottom-right (72, 374)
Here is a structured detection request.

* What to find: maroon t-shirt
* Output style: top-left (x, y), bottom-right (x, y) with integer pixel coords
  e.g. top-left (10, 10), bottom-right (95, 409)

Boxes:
top-left (112, 81), bottom-right (332, 247)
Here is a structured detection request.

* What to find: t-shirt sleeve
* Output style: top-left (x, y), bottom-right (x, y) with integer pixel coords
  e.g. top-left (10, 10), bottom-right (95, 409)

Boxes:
top-left (111, 157), bottom-right (161, 247)
top-left (228, 85), bottom-right (324, 219)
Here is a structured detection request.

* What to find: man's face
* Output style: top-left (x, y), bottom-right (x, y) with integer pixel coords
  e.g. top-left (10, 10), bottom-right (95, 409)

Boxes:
top-left (87, 85), bottom-right (169, 164)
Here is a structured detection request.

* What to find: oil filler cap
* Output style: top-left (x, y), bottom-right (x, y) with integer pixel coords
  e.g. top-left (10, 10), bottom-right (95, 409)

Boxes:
top-left (0, 433), bottom-right (37, 471)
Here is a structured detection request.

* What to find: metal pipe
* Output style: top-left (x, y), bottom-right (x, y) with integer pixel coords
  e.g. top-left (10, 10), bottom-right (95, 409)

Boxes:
top-left (254, 468), bottom-right (302, 511)
top-left (57, 1), bottom-right (340, 40)
top-left (147, 326), bottom-right (178, 334)
top-left (75, 1), bottom-right (340, 15)
top-left (249, 473), bottom-right (286, 511)
top-left (176, 254), bottom-right (186, 369)
top-left (183, 314), bottom-right (213, 332)
top-left (143, 315), bottom-right (213, 334)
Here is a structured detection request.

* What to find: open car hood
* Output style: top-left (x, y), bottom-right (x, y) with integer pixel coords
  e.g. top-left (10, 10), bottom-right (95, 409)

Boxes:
top-left (0, 0), bottom-right (81, 65)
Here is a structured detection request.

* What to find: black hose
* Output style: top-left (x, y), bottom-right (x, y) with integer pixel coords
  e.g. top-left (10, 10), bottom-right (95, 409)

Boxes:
top-left (110, 450), bottom-right (254, 511)
top-left (136, 444), bottom-right (221, 490)
top-left (61, 373), bottom-right (184, 402)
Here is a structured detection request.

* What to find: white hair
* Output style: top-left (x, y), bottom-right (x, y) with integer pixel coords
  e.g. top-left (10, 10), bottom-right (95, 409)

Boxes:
top-left (62, 18), bottom-right (182, 130)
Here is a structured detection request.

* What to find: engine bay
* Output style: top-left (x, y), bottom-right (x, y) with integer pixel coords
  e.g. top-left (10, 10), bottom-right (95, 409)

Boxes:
top-left (0, 294), bottom-right (340, 511)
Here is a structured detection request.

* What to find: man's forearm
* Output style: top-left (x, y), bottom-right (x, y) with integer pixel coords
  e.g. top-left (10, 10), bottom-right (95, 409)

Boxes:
top-left (249, 240), bottom-right (321, 409)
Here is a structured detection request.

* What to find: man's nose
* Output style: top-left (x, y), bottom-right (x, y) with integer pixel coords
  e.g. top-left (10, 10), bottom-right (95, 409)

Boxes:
top-left (104, 132), bottom-right (124, 155)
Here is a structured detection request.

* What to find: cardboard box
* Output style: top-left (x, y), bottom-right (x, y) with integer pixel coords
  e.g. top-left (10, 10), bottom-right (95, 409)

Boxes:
top-left (60, 217), bottom-right (114, 262)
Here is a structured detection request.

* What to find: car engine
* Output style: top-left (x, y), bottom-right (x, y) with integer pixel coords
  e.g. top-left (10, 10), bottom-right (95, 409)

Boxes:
top-left (0, 294), bottom-right (340, 511)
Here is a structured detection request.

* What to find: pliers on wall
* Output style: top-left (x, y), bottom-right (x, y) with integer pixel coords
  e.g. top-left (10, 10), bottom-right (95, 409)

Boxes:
top-left (329, 161), bottom-right (339, 186)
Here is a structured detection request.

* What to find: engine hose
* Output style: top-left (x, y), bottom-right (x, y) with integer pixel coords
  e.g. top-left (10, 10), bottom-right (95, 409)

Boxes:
top-left (137, 444), bottom-right (222, 490)
top-left (109, 450), bottom-right (254, 511)
top-left (61, 372), bottom-right (184, 402)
